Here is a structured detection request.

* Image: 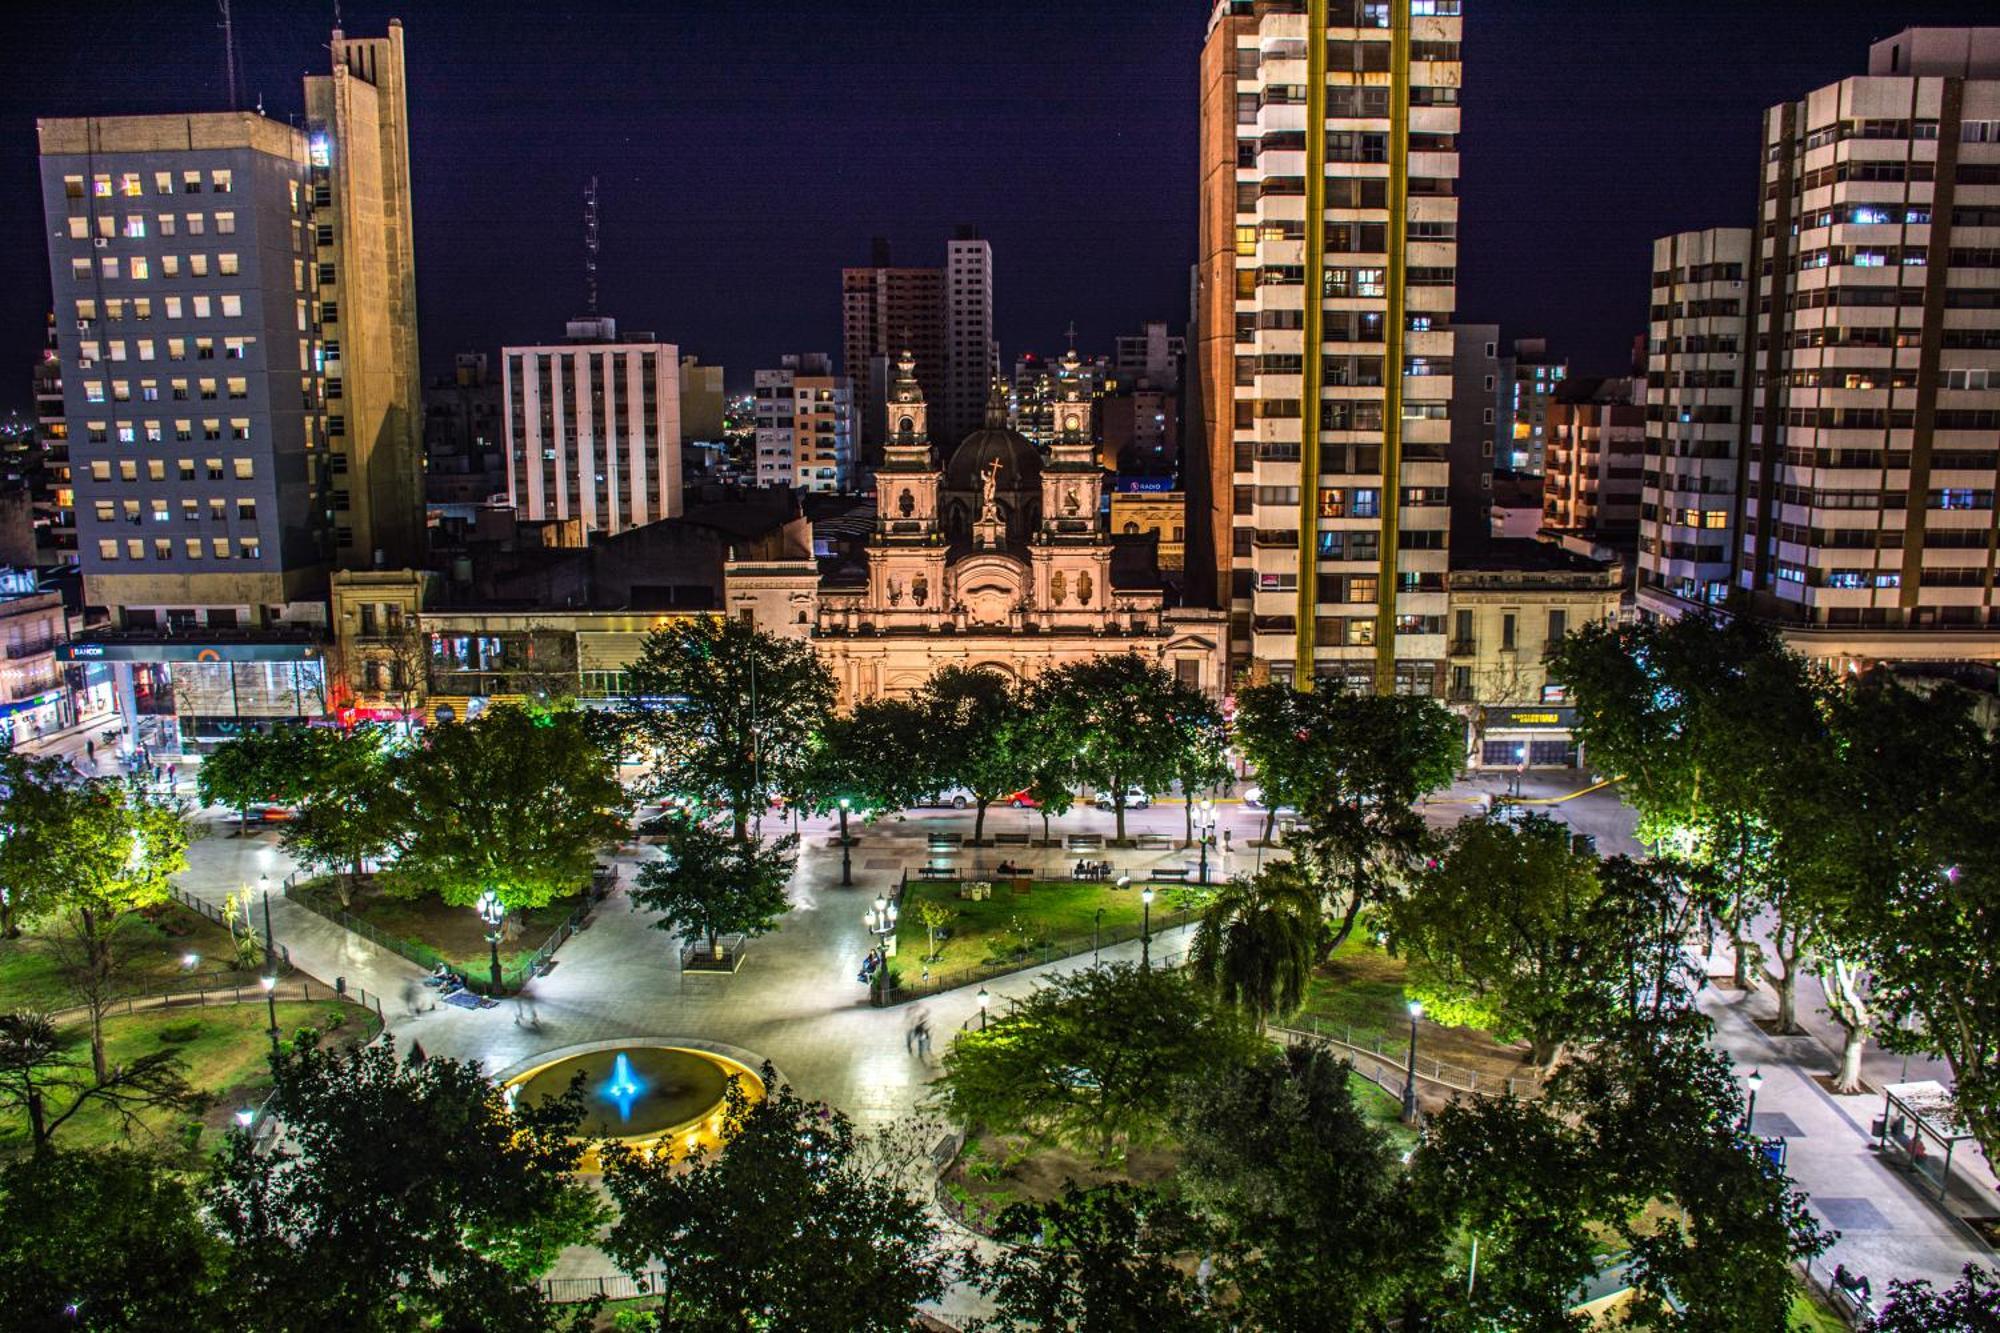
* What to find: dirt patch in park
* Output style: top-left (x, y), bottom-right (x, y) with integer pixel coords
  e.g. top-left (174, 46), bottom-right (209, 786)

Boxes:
top-left (942, 1131), bottom-right (1181, 1233)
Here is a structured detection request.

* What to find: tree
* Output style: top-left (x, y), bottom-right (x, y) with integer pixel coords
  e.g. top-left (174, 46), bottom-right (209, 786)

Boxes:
top-left (0, 1010), bottom-right (195, 1155)
top-left (0, 1148), bottom-right (222, 1330)
top-left (933, 964), bottom-right (1267, 1162)
top-left (629, 813), bottom-right (795, 958)
top-left (620, 616), bottom-right (837, 841)
top-left (1174, 1043), bottom-right (1433, 1328)
top-left (1548, 614), bottom-right (1829, 1005)
top-left (1166, 680), bottom-right (1232, 847)
top-left (195, 730), bottom-right (275, 833)
top-left (972, 1184), bottom-right (1222, 1333)
top-left (1415, 1017), bottom-right (1830, 1332)
top-left (602, 1069), bottom-right (953, 1333)
top-left (385, 704), bottom-right (626, 911)
top-left (1187, 861), bottom-right (1322, 1026)
top-left (1388, 812), bottom-right (1619, 1069)
top-left (4, 769), bottom-right (187, 1080)
top-left (800, 694), bottom-right (934, 818)
top-left (0, 754), bottom-right (68, 938)
top-left (1818, 678), bottom-right (2000, 1148)
top-left (913, 896), bottom-right (955, 964)
top-left (922, 665), bottom-right (1034, 844)
top-left (205, 1032), bottom-right (600, 1333)
top-left (279, 726), bottom-right (397, 907)
top-left (1232, 682), bottom-right (1459, 951)
top-left (1033, 655), bottom-right (1193, 842)
top-left (1863, 1264), bottom-right (2000, 1332)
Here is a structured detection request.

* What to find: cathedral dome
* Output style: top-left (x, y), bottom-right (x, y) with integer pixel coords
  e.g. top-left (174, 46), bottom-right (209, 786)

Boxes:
top-left (944, 424), bottom-right (1043, 494)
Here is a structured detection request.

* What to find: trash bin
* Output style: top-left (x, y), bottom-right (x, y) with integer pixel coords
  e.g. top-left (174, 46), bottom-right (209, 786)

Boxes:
top-left (335, 975), bottom-right (347, 997)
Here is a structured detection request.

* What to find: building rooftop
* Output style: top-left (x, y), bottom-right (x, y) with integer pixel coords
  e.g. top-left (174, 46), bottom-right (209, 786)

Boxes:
top-left (1450, 538), bottom-right (1618, 578)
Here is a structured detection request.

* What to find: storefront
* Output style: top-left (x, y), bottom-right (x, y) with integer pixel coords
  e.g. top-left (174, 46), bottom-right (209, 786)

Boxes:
top-left (1474, 704), bottom-right (1581, 769)
top-left (0, 687), bottom-right (70, 750)
top-left (56, 639), bottom-right (330, 756)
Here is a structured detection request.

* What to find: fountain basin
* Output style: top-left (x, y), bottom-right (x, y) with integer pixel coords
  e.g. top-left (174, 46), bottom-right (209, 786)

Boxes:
top-left (504, 1044), bottom-right (762, 1152)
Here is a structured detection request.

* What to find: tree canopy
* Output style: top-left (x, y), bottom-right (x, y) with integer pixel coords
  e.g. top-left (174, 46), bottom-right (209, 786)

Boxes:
top-left (630, 813), bottom-right (795, 955)
top-left (1032, 655), bottom-right (1198, 841)
top-left (934, 964), bottom-right (1267, 1162)
top-left (602, 1070), bottom-right (953, 1333)
top-left (205, 1032), bottom-right (600, 1332)
top-left (921, 665), bottom-right (1035, 842)
top-left (1187, 861), bottom-right (1322, 1025)
top-left (384, 704), bottom-right (626, 910)
top-left (620, 616), bottom-right (836, 840)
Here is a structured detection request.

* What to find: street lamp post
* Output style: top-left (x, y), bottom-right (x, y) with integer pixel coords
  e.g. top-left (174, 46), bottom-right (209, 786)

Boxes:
top-left (259, 972), bottom-right (279, 1056)
top-left (1093, 906), bottom-right (1104, 964)
top-left (1194, 797), bottom-right (1216, 884)
top-left (838, 797), bottom-right (853, 887)
top-left (1141, 886), bottom-right (1155, 969)
top-left (1742, 1068), bottom-right (1764, 1134)
top-left (477, 890), bottom-right (505, 994)
top-left (977, 985), bottom-right (990, 1031)
top-left (1402, 1001), bottom-right (1423, 1123)
top-left (259, 872), bottom-right (274, 968)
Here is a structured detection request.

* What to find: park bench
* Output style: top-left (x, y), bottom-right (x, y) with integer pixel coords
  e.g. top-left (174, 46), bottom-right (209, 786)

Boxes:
top-left (992, 832), bottom-right (1032, 847)
top-left (1065, 833), bottom-right (1105, 851)
top-left (1147, 867), bottom-right (1190, 883)
top-left (917, 866), bottom-right (962, 883)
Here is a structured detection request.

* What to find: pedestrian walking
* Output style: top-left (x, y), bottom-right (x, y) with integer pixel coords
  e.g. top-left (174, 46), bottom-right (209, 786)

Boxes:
top-left (402, 979), bottom-right (421, 1018)
top-left (86, 739), bottom-right (95, 762)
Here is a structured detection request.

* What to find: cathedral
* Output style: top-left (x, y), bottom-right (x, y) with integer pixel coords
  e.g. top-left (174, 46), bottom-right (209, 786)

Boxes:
top-left (767, 350), bottom-right (1226, 704)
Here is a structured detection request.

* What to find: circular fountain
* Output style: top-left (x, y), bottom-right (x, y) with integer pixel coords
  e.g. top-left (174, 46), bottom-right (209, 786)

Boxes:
top-left (503, 1043), bottom-right (763, 1158)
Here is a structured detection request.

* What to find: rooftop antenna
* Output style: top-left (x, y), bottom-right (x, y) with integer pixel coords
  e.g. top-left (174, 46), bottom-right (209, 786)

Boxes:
top-left (584, 176), bottom-right (600, 317)
top-left (218, 0), bottom-right (241, 111)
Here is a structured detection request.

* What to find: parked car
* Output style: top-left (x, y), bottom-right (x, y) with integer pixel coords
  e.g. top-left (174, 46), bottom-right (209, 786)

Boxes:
top-left (1004, 789), bottom-right (1039, 809)
top-left (1092, 785), bottom-right (1152, 811)
top-left (919, 787), bottom-right (976, 809)
top-left (244, 803), bottom-right (297, 824)
top-left (1240, 786), bottom-right (1295, 815)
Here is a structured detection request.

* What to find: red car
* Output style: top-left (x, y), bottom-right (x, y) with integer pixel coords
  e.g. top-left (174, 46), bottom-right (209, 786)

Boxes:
top-left (1004, 789), bottom-right (1039, 809)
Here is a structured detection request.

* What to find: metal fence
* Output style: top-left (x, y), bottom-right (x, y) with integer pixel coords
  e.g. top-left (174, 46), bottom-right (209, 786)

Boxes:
top-left (537, 1271), bottom-right (667, 1305)
top-left (879, 889), bottom-right (1201, 1006)
top-left (282, 873), bottom-right (598, 995)
top-left (1272, 1016), bottom-right (1545, 1100)
top-left (166, 883), bottom-right (293, 972)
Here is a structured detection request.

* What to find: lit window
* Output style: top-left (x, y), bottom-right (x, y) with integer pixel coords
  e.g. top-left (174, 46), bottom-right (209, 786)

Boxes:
top-left (97, 539), bottom-right (119, 561)
top-left (190, 254), bottom-right (209, 276)
top-left (185, 214), bottom-right (204, 235)
top-left (215, 211), bottom-right (235, 234)
top-left (220, 295), bottom-right (242, 318)
top-left (232, 459), bottom-right (254, 480)
top-left (129, 257), bottom-right (149, 280)
top-left (210, 169), bottom-right (232, 193)
top-left (66, 216), bottom-right (87, 239)
top-left (219, 253), bottom-right (239, 276)
top-left (183, 171), bottom-right (201, 194)
top-left (119, 173), bottom-right (141, 197)
top-left (122, 214), bottom-right (146, 238)
top-left (70, 257), bottom-right (91, 280)
top-left (84, 381), bottom-right (105, 403)
top-left (100, 256), bottom-right (119, 279)
top-left (158, 215), bottom-right (176, 238)
top-left (192, 296), bottom-right (211, 319)
top-left (153, 172), bottom-right (172, 195)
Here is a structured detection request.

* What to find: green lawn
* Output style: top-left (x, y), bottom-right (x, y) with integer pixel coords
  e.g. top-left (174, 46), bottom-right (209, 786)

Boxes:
top-left (0, 999), bottom-right (381, 1160)
top-left (1788, 1286), bottom-right (1849, 1332)
top-left (305, 877), bottom-right (580, 975)
top-left (894, 879), bottom-right (1205, 976)
top-left (0, 903), bottom-right (266, 1015)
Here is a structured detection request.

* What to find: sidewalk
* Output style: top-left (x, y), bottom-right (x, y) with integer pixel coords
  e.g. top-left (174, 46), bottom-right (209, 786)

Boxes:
top-left (1694, 945), bottom-right (1992, 1295)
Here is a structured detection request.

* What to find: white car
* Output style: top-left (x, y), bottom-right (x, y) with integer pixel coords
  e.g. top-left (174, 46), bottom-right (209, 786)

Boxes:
top-left (1093, 786), bottom-right (1152, 811)
top-left (919, 787), bottom-right (975, 809)
top-left (1241, 786), bottom-right (1296, 815)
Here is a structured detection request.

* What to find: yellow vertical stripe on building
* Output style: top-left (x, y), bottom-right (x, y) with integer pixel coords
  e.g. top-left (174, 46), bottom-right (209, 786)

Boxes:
top-left (1294, 0), bottom-right (1330, 691)
top-left (1372, 2), bottom-right (1411, 696)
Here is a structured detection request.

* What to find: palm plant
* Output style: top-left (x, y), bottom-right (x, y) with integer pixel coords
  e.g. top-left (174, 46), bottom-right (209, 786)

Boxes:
top-left (1188, 862), bottom-right (1324, 1026)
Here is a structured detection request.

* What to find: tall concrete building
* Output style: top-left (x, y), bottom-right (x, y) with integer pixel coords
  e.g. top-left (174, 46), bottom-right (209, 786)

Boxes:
top-left (40, 112), bottom-right (330, 626)
top-left (1446, 321), bottom-right (1503, 548)
top-left (753, 354), bottom-right (855, 493)
top-left (678, 355), bottom-right (726, 443)
top-left (1735, 28), bottom-right (2000, 662)
top-left (1505, 336), bottom-right (1566, 473)
top-left (502, 317), bottom-right (683, 536)
top-left (1195, 0), bottom-right (1462, 693)
top-left (304, 23), bottom-right (425, 570)
top-left (1542, 375), bottom-right (1645, 545)
top-left (31, 316), bottom-right (74, 564)
top-left (942, 232), bottom-right (998, 448)
top-left (1114, 321), bottom-right (1186, 387)
top-left (1637, 227), bottom-right (1752, 617)
top-left (841, 242), bottom-right (944, 456)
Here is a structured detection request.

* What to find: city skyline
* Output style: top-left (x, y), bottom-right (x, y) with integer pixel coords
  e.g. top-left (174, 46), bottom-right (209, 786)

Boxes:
top-left (0, 0), bottom-right (1995, 412)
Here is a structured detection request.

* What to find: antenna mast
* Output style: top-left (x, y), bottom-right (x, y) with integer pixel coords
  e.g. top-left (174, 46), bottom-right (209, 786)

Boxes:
top-left (218, 0), bottom-right (241, 111)
top-left (583, 176), bottom-right (600, 317)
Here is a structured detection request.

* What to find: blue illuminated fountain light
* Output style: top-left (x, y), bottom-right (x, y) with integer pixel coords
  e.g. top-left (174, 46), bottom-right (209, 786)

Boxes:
top-left (602, 1051), bottom-right (646, 1123)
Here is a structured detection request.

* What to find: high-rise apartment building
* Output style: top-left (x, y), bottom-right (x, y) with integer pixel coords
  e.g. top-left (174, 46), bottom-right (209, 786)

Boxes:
top-left (39, 112), bottom-right (329, 624)
top-left (1195, 0), bottom-right (1461, 693)
top-left (1446, 321), bottom-right (1503, 548)
top-left (32, 315), bottom-right (74, 564)
top-left (502, 317), bottom-right (683, 535)
top-left (1542, 375), bottom-right (1645, 543)
top-left (1735, 28), bottom-right (2000, 654)
top-left (943, 232), bottom-right (998, 447)
top-left (1505, 337), bottom-right (1566, 473)
top-left (304, 23), bottom-right (425, 570)
top-left (753, 354), bottom-right (855, 493)
top-left (841, 243), bottom-right (944, 456)
top-left (1114, 321), bottom-right (1186, 387)
top-left (1637, 227), bottom-right (1752, 617)
top-left (679, 355), bottom-right (726, 443)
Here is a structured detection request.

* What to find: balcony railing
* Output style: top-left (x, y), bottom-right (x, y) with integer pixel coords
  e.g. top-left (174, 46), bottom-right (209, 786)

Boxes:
top-left (5, 637), bottom-right (58, 660)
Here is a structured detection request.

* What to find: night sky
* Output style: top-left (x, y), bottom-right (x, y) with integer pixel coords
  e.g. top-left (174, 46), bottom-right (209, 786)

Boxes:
top-left (0, 0), bottom-right (1993, 411)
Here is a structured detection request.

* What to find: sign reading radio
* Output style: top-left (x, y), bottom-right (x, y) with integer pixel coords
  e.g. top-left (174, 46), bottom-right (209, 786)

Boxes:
top-left (1480, 705), bottom-right (1578, 731)
top-left (56, 642), bottom-right (322, 663)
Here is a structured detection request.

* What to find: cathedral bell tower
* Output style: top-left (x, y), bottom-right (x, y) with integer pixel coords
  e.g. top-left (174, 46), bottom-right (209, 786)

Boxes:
top-left (875, 349), bottom-right (941, 543)
top-left (1040, 349), bottom-right (1104, 541)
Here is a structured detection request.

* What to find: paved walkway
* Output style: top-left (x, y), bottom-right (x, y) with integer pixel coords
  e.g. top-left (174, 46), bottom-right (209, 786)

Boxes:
top-left (158, 774), bottom-right (1994, 1312)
